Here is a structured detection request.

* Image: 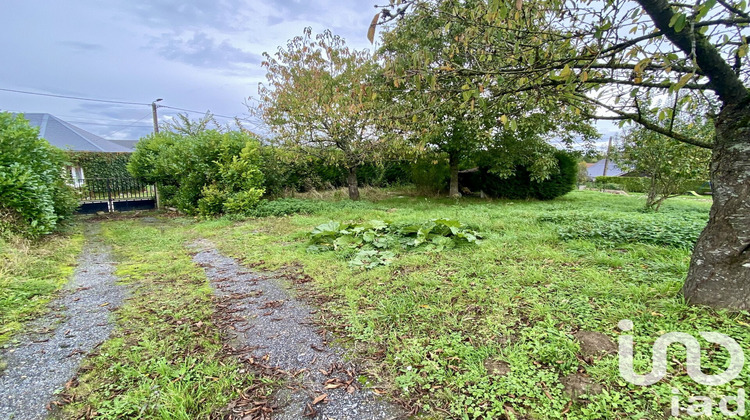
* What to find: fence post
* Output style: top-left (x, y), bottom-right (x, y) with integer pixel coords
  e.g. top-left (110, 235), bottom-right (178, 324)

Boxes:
top-left (107, 178), bottom-right (114, 212)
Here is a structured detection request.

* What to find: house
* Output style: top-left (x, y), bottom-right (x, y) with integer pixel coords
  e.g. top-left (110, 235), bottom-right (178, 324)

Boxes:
top-left (20, 113), bottom-right (133, 185)
top-left (586, 158), bottom-right (630, 180)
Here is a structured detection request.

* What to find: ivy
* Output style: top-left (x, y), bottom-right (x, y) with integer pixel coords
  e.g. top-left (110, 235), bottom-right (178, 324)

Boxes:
top-left (67, 151), bottom-right (133, 180)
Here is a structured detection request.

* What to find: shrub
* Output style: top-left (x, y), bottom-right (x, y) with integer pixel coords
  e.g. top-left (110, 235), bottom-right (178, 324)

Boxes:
top-left (251, 198), bottom-right (321, 217)
top-left (595, 176), bottom-right (650, 193)
top-left (129, 130), bottom-right (265, 216)
top-left (259, 146), bottom-right (413, 197)
top-left (461, 151), bottom-right (577, 200)
top-left (411, 154), bottom-right (450, 194)
top-left (0, 113), bottom-right (77, 238)
top-left (223, 189), bottom-right (264, 215)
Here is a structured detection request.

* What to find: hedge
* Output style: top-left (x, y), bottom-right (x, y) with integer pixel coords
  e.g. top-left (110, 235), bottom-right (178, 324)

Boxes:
top-left (68, 151), bottom-right (133, 180)
top-left (595, 176), bottom-right (711, 194)
top-left (460, 151), bottom-right (578, 200)
top-left (594, 176), bottom-right (650, 193)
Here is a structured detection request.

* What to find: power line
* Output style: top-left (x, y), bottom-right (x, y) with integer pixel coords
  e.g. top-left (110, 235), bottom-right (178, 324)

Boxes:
top-left (106, 113), bottom-right (153, 138)
top-left (1, 86), bottom-right (257, 126)
top-left (158, 105), bottom-right (238, 120)
top-left (0, 87), bottom-right (149, 106)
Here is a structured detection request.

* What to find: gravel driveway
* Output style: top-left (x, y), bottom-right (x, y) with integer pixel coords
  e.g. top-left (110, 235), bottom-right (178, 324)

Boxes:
top-left (191, 240), bottom-right (404, 420)
top-left (0, 223), bottom-right (126, 419)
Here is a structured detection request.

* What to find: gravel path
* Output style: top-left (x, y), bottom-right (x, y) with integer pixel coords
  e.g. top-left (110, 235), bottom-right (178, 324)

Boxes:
top-left (0, 223), bottom-right (126, 419)
top-left (191, 241), bottom-right (404, 420)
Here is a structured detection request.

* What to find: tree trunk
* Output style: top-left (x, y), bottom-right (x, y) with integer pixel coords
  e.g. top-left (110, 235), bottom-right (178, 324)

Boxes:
top-left (449, 153), bottom-right (460, 198)
top-left (682, 101), bottom-right (750, 310)
top-left (347, 166), bottom-right (360, 201)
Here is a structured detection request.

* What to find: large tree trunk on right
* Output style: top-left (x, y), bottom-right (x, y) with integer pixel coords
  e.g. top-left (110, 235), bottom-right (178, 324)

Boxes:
top-left (347, 166), bottom-right (360, 201)
top-left (682, 101), bottom-right (750, 310)
top-left (449, 153), bottom-right (460, 198)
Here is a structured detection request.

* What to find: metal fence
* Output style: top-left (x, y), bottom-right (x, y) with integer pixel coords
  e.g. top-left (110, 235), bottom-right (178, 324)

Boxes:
top-left (74, 178), bottom-right (156, 213)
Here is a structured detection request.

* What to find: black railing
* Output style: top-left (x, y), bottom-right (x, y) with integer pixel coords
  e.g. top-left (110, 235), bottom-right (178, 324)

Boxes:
top-left (74, 178), bottom-right (156, 203)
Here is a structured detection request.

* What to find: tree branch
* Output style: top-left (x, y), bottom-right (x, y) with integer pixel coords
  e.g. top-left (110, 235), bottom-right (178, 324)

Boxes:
top-left (636, 0), bottom-right (749, 105)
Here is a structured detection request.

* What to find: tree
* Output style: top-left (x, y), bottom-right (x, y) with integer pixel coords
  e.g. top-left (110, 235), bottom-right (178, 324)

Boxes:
top-left (617, 121), bottom-right (712, 211)
top-left (258, 28), bottom-right (384, 200)
top-left (376, 0), bottom-right (597, 197)
top-left (374, 0), bottom-right (750, 310)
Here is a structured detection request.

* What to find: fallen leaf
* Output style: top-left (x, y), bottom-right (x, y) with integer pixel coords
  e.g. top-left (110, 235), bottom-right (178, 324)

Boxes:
top-left (312, 394), bottom-right (328, 405)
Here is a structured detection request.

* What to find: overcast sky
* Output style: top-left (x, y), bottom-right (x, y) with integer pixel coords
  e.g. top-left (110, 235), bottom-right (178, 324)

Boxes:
top-left (0, 0), bottom-right (617, 146)
top-left (0, 0), bottom-right (382, 140)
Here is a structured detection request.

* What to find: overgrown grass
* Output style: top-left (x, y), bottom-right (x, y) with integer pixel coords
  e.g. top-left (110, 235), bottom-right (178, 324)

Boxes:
top-left (186, 190), bottom-right (750, 419)
top-left (63, 220), bottom-right (273, 418)
top-left (0, 227), bottom-right (83, 346)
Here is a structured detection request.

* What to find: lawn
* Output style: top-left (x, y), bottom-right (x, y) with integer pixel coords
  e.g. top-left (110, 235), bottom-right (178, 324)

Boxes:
top-left (6, 189), bottom-right (748, 419)
top-left (186, 190), bottom-right (749, 419)
top-left (0, 226), bottom-right (83, 347)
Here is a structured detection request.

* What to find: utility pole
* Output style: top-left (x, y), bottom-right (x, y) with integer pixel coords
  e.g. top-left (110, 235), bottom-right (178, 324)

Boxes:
top-left (603, 136), bottom-right (613, 177)
top-left (152, 98), bottom-right (163, 133)
top-left (151, 98), bottom-right (163, 210)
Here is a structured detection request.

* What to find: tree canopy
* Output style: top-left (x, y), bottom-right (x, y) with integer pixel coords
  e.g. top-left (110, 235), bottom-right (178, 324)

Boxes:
top-left (372, 0), bottom-right (750, 309)
top-left (258, 27), bottom-right (386, 200)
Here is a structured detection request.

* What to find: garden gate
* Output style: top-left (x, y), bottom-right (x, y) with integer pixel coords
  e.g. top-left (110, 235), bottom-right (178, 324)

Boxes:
top-left (74, 178), bottom-right (157, 214)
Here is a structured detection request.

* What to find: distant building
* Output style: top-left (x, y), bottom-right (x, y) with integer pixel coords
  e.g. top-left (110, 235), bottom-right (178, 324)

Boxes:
top-left (20, 113), bottom-right (133, 185)
top-left (586, 158), bottom-right (631, 180)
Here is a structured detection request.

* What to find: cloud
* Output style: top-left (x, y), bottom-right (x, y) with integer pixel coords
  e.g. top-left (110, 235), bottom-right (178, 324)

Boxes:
top-left (58, 41), bottom-right (105, 52)
top-left (153, 32), bottom-right (262, 69)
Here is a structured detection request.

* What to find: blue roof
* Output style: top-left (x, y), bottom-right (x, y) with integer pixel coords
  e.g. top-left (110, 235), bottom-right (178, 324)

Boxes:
top-left (587, 159), bottom-right (627, 178)
top-left (19, 113), bottom-right (132, 153)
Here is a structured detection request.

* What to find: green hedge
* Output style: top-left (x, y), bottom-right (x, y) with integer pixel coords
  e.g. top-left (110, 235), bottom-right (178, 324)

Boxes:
top-left (68, 151), bottom-right (133, 180)
top-left (594, 176), bottom-right (650, 193)
top-left (259, 147), bottom-right (412, 197)
top-left (460, 151), bottom-right (578, 200)
top-left (0, 113), bottom-right (77, 237)
top-left (595, 176), bottom-right (711, 195)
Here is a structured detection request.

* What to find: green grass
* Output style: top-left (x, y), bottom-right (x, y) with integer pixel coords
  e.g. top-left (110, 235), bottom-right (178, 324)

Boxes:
top-left (62, 220), bottom-right (275, 419)
top-left (184, 190), bottom-right (750, 419)
top-left (0, 227), bottom-right (83, 346)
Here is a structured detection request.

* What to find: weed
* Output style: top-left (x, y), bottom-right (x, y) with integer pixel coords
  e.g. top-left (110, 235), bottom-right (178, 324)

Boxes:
top-left (188, 190), bottom-right (750, 418)
top-left (0, 228), bottom-right (83, 346)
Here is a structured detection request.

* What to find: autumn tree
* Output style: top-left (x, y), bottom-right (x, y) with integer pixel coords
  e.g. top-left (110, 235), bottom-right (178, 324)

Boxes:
top-left (258, 28), bottom-right (383, 200)
top-left (373, 0), bottom-right (750, 310)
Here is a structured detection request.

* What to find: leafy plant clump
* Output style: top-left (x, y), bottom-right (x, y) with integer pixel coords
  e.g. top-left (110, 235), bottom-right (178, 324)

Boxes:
top-left (541, 211), bottom-right (707, 249)
top-left (251, 198), bottom-right (321, 217)
top-left (308, 219), bottom-right (481, 268)
top-left (0, 112), bottom-right (78, 238)
top-left (128, 129), bottom-right (265, 217)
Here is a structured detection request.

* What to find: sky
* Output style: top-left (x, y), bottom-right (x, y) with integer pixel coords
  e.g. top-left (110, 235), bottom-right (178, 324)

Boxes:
top-left (0, 0), bottom-right (617, 147)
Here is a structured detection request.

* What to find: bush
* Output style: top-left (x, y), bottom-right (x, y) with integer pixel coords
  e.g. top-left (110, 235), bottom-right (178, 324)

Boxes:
top-left (129, 130), bottom-right (265, 216)
top-left (411, 154), bottom-right (451, 194)
top-left (461, 151), bottom-right (577, 200)
top-left (0, 113), bottom-right (77, 238)
top-left (595, 176), bottom-right (650, 193)
top-left (594, 176), bottom-right (711, 195)
top-left (259, 147), bottom-right (413, 197)
top-left (251, 198), bottom-right (321, 217)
